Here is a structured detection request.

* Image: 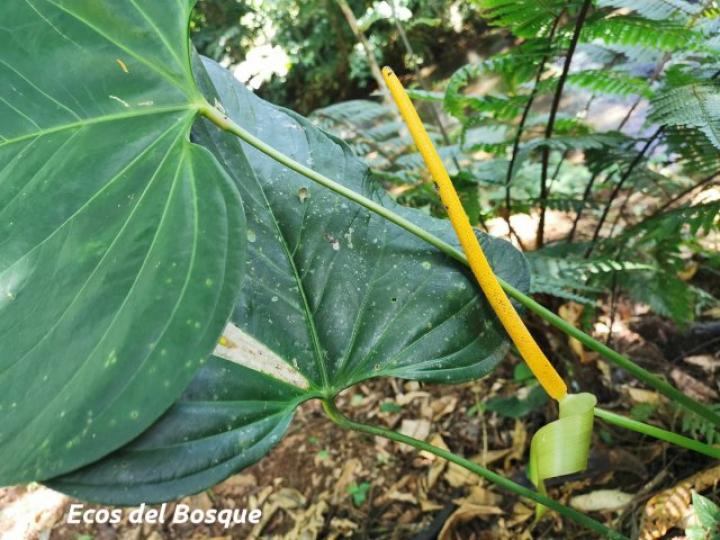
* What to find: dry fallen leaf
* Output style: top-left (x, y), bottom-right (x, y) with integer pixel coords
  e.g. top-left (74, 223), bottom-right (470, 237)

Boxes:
top-left (559, 302), bottom-right (587, 362)
top-left (454, 484), bottom-right (502, 507)
top-left (626, 387), bottom-right (662, 405)
top-left (506, 419), bottom-right (527, 465)
top-left (427, 396), bottom-right (458, 421)
top-left (507, 501), bottom-right (534, 526)
top-left (438, 503), bottom-right (504, 540)
top-left (677, 261), bottom-right (698, 281)
top-left (249, 487), bottom-right (308, 540)
top-left (425, 434), bottom-right (450, 489)
top-left (444, 461), bottom-right (479, 488)
top-left (284, 499), bottom-right (328, 540)
top-left (328, 517), bottom-right (358, 539)
top-left (395, 391), bottom-right (431, 406)
top-left (332, 459), bottom-right (362, 504)
top-left (397, 419), bottom-right (431, 453)
top-left (213, 474), bottom-right (256, 496)
top-left (670, 368), bottom-right (719, 402)
top-left (570, 489), bottom-right (634, 512)
top-left (640, 464), bottom-right (720, 540)
top-left (683, 354), bottom-right (720, 374)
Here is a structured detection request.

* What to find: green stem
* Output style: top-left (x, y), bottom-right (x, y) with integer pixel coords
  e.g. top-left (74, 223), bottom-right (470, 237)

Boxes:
top-left (501, 280), bottom-right (720, 428)
top-left (595, 408), bottom-right (720, 459)
top-left (322, 400), bottom-right (628, 540)
top-left (201, 104), bottom-right (720, 428)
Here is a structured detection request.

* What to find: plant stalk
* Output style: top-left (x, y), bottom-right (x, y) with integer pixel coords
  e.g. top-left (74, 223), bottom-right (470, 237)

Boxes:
top-left (595, 408), bottom-right (720, 459)
top-left (200, 104), bottom-right (720, 428)
top-left (322, 400), bottom-right (628, 540)
top-left (585, 126), bottom-right (664, 257)
top-left (537, 0), bottom-right (592, 248)
top-left (648, 169), bottom-right (720, 218)
top-left (504, 13), bottom-right (563, 230)
top-left (335, 0), bottom-right (389, 103)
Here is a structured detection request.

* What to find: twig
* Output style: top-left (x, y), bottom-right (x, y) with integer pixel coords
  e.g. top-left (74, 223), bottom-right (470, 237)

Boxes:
top-left (390, 1), bottom-right (457, 167)
top-left (585, 126), bottom-right (665, 257)
top-left (335, 0), bottom-right (389, 102)
top-left (648, 169), bottom-right (720, 218)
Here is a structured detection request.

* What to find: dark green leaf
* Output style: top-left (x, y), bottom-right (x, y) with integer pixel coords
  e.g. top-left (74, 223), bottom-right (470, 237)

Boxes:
top-left (49, 358), bottom-right (302, 504)
top-left (47, 57), bottom-right (530, 504)
top-left (0, 0), bottom-right (245, 483)
top-left (197, 58), bottom-right (530, 390)
top-left (485, 384), bottom-right (548, 418)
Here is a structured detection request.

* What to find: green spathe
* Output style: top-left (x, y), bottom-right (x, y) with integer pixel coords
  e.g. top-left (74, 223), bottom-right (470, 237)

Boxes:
top-left (529, 392), bottom-right (598, 517)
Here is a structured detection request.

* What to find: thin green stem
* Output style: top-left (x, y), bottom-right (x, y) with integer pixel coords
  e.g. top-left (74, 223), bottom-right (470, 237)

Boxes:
top-left (201, 104), bottom-right (720, 428)
top-left (201, 103), bottom-right (463, 257)
top-left (501, 280), bottom-right (720, 427)
top-left (595, 408), bottom-right (720, 459)
top-left (322, 400), bottom-right (628, 540)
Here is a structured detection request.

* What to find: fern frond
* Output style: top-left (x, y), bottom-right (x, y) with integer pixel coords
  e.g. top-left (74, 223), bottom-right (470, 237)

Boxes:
top-left (650, 83), bottom-right (720, 149)
top-left (474, 0), bottom-right (567, 38)
top-left (614, 201), bottom-right (720, 252)
top-left (583, 16), bottom-right (695, 50)
top-left (515, 197), bottom-right (599, 213)
top-left (444, 42), bottom-right (558, 119)
top-left (518, 133), bottom-right (627, 157)
top-left (567, 69), bottom-right (654, 97)
top-left (624, 270), bottom-right (696, 323)
top-left (312, 99), bottom-right (391, 127)
top-left (666, 126), bottom-right (720, 175)
top-left (527, 248), bottom-right (655, 303)
top-left (596, 0), bottom-right (700, 22)
top-left (681, 405), bottom-right (720, 445)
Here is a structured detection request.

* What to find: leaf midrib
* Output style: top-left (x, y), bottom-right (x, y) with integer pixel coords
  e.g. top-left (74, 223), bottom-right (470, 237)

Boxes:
top-left (0, 106), bottom-right (194, 149)
top-left (248, 173), bottom-right (331, 391)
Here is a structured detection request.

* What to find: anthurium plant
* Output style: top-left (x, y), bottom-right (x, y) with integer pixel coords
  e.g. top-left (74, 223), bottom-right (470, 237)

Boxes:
top-left (0, 3), bottom-right (718, 539)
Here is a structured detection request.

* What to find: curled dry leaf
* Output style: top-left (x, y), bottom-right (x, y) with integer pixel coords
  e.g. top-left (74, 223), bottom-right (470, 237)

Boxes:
top-left (425, 434), bottom-right (450, 490)
top-left (640, 464), bottom-right (720, 540)
top-left (507, 420), bottom-right (528, 465)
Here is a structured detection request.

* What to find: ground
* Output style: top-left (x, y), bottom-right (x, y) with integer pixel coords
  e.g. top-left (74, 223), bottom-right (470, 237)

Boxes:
top-left (2, 296), bottom-right (719, 540)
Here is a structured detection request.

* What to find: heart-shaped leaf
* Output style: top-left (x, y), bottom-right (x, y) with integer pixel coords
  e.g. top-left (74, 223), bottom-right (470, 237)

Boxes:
top-left (0, 1), bottom-right (246, 483)
top-left (48, 57), bottom-right (530, 503)
top-left (48, 357), bottom-right (306, 505)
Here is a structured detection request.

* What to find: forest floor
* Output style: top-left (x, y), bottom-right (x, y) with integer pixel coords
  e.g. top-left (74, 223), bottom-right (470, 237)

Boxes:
top-left (3, 285), bottom-right (719, 540)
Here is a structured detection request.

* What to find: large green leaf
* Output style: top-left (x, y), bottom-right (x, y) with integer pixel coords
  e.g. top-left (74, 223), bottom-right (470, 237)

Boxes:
top-left (48, 57), bottom-right (531, 504)
top-left (0, 2), bottom-right (245, 483)
top-left (49, 358), bottom-right (305, 505)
